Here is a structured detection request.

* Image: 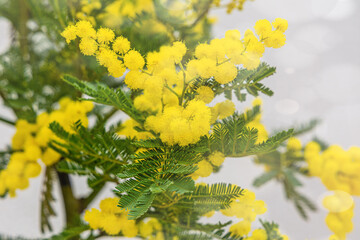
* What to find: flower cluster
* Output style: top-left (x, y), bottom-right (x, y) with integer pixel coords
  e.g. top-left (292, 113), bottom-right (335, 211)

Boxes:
top-left (102, 0), bottom-right (154, 27)
top-left (190, 151), bottom-right (225, 179)
top-left (213, 0), bottom-right (253, 14)
top-left (221, 189), bottom-right (267, 236)
top-left (0, 98), bottom-right (93, 197)
top-left (85, 197), bottom-right (179, 239)
top-left (323, 191), bottom-right (354, 240)
top-left (244, 227), bottom-right (289, 240)
top-left (255, 19), bottom-right (288, 48)
top-left (75, 0), bottom-right (102, 25)
top-left (145, 100), bottom-right (211, 146)
top-left (84, 197), bottom-right (138, 236)
top-left (305, 143), bottom-right (360, 195)
top-left (305, 142), bottom-right (360, 239)
top-left (138, 218), bottom-right (168, 240)
top-left (61, 20), bottom-right (130, 78)
top-left (62, 19), bottom-right (286, 147)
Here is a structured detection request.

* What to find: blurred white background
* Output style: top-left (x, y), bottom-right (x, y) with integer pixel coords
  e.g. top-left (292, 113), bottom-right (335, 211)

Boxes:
top-left (0, 0), bottom-right (360, 239)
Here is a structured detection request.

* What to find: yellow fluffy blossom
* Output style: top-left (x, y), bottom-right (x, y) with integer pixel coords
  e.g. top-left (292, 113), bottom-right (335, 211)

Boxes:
top-left (287, 137), bottom-right (302, 151)
top-left (272, 18), bottom-right (288, 32)
top-left (138, 218), bottom-right (162, 238)
top-left (221, 189), bottom-right (267, 221)
top-left (145, 100), bottom-right (211, 146)
top-left (63, 20), bottom-right (287, 149)
top-left (215, 100), bottom-right (236, 119)
top-left (124, 50), bottom-right (145, 70)
top-left (0, 98), bottom-right (93, 197)
top-left (324, 194), bottom-right (354, 240)
top-left (245, 229), bottom-right (267, 240)
top-left (252, 97), bottom-right (262, 107)
top-left (117, 118), bottom-right (153, 140)
top-left (96, 48), bottom-right (118, 68)
top-left (225, 29), bottom-right (241, 40)
top-left (254, 19), bottom-right (272, 39)
top-left (323, 191), bottom-right (354, 213)
top-left (61, 25), bottom-right (77, 43)
top-left (306, 145), bottom-right (360, 195)
top-left (208, 151), bottom-right (225, 166)
top-left (113, 36), bottom-right (131, 54)
top-left (191, 160), bottom-right (213, 179)
top-left (195, 86), bottom-right (214, 104)
top-left (97, 27), bottom-right (115, 44)
top-left (229, 220), bottom-right (252, 236)
top-left (305, 143), bottom-right (360, 238)
top-left (75, 20), bottom-right (96, 38)
top-left (214, 61), bottom-right (238, 84)
top-left (254, 18), bottom-right (287, 48)
top-left (79, 37), bottom-right (98, 56)
top-left (84, 197), bottom-right (138, 236)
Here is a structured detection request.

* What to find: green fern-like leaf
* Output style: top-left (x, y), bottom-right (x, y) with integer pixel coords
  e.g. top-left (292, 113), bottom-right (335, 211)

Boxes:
top-left (62, 74), bottom-right (143, 121)
top-left (48, 224), bottom-right (90, 240)
top-left (177, 183), bottom-right (244, 212)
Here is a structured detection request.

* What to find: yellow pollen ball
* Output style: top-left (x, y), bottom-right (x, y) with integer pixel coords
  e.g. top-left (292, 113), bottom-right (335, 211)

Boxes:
top-left (195, 86), bottom-right (214, 104)
top-left (97, 27), bottom-right (115, 44)
top-left (124, 50), bottom-right (145, 70)
top-left (216, 100), bottom-right (236, 119)
top-left (99, 197), bottom-right (120, 214)
top-left (24, 162), bottom-right (42, 178)
top-left (195, 160), bottom-right (213, 177)
top-left (79, 37), bottom-right (98, 56)
top-left (229, 220), bottom-right (252, 236)
top-left (96, 48), bottom-right (118, 68)
top-left (225, 29), bottom-right (241, 40)
top-left (208, 151), bottom-right (225, 166)
top-left (251, 229), bottom-right (267, 240)
top-left (75, 20), bottom-right (96, 38)
top-left (254, 19), bottom-right (272, 38)
top-left (61, 25), bottom-right (77, 43)
top-left (287, 137), bottom-right (302, 151)
top-left (112, 36), bottom-right (130, 54)
top-left (107, 59), bottom-right (126, 78)
top-left (101, 214), bottom-right (123, 235)
top-left (214, 61), bottom-right (238, 84)
top-left (84, 208), bottom-right (102, 229)
top-left (272, 18), bottom-right (288, 32)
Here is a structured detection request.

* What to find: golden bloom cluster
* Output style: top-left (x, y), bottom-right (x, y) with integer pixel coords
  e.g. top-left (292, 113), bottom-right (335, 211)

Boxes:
top-left (85, 197), bottom-right (179, 240)
top-left (244, 227), bottom-right (288, 240)
top-left (305, 143), bottom-right (360, 195)
top-left (138, 218), bottom-right (171, 240)
top-left (221, 189), bottom-right (267, 236)
top-left (62, 19), bottom-right (286, 147)
top-left (75, 0), bottom-right (102, 25)
top-left (304, 142), bottom-right (360, 239)
top-left (0, 98), bottom-right (93, 197)
top-left (61, 20), bottom-right (130, 78)
top-left (145, 100), bottom-right (211, 146)
top-left (323, 191), bottom-right (354, 240)
top-left (84, 197), bottom-right (138, 237)
top-left (213, 0), bottom-right (254, 14)
top-left (190, 151), bottom-right (225, 179)
top-left (102, 0), bottom-right (154, 27)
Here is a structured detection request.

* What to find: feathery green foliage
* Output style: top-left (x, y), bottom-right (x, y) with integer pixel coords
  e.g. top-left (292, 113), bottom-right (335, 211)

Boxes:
top-left (207, 107), bottom-right (293, 157)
